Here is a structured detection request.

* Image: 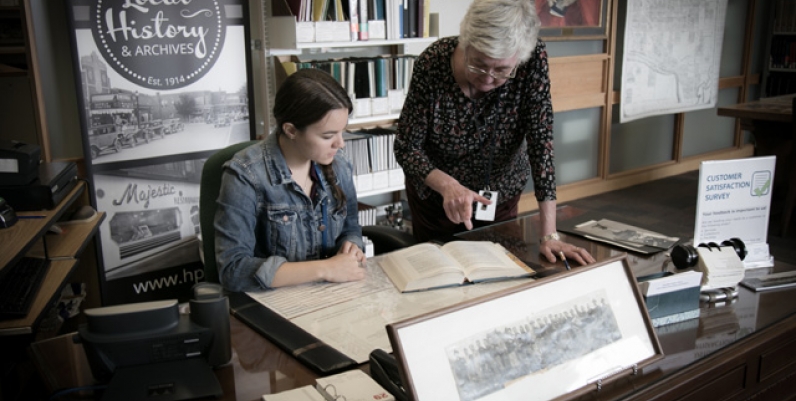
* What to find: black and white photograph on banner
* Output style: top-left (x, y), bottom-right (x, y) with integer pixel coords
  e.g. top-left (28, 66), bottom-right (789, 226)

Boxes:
top-left (65, 0), bottom-right (253, 304)
top-left (94, 160), bottom-right (204, 279)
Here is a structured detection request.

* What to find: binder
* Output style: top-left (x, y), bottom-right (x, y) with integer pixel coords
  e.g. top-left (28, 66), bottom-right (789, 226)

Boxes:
top-left (228, 292), bottom-right (356, 375)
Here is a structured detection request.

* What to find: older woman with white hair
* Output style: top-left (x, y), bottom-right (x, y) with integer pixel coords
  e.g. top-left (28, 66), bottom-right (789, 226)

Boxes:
top-left (394, 0), bottom-right (595, 266)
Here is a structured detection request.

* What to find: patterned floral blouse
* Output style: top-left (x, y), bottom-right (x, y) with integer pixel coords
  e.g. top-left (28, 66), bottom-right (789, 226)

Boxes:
top-left (394, 36), bottom-right (556, 204)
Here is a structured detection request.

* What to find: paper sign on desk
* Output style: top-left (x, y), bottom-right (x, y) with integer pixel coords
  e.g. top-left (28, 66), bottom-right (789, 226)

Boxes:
top-left (640, 271), bottom-right (703, 297)
top-left (694, 156), bottom-right (775, 267)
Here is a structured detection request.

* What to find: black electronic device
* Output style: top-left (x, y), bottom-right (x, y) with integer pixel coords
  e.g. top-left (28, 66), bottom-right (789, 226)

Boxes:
top-left (671, 237), bottom-right (747, 270)
top-left (75, 294), bottom-right (231, 401)
top-left (0, 196), bottom-right (18, 228)
top-left (0, 161), bottom-right (78, 211)
top-left (369, 349), bottom-right (408, 401)
top-left (0, 257), bottom-right (50, 319)
top-left (0, 139), bottom-right (41, 185)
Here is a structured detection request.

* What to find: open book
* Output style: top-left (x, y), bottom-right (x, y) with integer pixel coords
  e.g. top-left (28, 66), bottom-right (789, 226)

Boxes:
top-left (379, 241), bottom-right (535, 293)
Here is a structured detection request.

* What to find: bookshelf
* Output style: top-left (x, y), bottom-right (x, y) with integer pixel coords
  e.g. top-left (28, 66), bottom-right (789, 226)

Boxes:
top-left (763, 0), bottom-right (796, 97)
top-left (263, 2), bottom-right (439, 200)
top-left (0, 181), bottom-right (105, 336)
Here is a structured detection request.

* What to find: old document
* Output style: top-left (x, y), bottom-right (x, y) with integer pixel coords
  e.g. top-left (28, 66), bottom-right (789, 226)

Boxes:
top-left (246, 255), bottom-right (528, 363)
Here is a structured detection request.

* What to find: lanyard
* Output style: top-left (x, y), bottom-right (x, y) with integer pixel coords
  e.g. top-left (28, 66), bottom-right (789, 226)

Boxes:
top-left (472, 114), bottom-right (496, 191)
top-left (313, 163), bottom-right (332, 258)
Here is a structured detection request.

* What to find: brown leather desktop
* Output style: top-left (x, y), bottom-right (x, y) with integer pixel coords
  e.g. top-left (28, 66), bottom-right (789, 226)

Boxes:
top-left (226, 206), bottom-right (796, 401)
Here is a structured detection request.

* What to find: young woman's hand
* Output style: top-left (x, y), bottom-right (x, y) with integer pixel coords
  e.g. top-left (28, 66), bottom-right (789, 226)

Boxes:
top-left (323, 249), bottom-right (366, 283)
top-left (338, 240), bottom-right (367, 264)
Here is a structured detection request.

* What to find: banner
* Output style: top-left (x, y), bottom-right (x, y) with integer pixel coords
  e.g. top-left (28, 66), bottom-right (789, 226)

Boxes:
top-left (65, 0), bottom-right (253, 304)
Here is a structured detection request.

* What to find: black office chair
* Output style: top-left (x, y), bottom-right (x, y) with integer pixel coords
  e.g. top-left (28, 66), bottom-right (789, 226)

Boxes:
top-left (362, 225), bottom-right (416, 255)
top-left (199, 140), bottom-right (258, 283)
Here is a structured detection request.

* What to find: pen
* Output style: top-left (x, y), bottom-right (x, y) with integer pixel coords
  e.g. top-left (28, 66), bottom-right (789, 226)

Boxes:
top-left (559, 251), bottom-right (571, 271)
top-left (18, 215), bottom-right (47, 219)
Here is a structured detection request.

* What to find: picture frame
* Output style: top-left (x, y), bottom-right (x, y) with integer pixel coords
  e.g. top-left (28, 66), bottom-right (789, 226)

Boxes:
top-left (535, 0), bottom-right (609, 40)
top-left (386, 256), bottom-right (663, 401)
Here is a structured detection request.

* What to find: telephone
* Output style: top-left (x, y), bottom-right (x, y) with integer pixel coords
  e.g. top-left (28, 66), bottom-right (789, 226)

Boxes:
top-left (369, 349), bottom-right (408, 401)
top-left (0, 197), bottom-right (18, 228)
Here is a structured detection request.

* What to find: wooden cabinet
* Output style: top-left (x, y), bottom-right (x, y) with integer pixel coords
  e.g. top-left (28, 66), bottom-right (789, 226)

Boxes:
top-left (0, 181), bottom-right (105, 336)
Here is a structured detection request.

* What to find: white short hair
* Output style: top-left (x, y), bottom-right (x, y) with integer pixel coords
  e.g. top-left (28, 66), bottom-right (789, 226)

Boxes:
top-left (459, 0), bottom-right (541, 62)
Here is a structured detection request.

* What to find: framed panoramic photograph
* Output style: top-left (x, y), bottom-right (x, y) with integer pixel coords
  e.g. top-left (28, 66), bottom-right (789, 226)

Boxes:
top-left (535, 0), bottom-right (609, 40)
top-left (387, 256), bottom-right (663, 401)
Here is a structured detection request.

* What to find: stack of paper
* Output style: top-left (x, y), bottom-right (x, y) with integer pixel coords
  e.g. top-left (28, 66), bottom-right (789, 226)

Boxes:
top-left (263, 370), bottom-right (394, 401)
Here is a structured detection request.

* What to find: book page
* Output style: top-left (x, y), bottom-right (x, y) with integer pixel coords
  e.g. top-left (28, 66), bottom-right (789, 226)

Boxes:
top-left (441, 241), bottom-right (529, 281)
top-left (381, 243), bottom-right (466, 291)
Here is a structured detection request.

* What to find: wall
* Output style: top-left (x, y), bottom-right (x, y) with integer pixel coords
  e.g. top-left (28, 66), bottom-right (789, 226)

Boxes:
top-left (5, 0), bottom-right (770, 212)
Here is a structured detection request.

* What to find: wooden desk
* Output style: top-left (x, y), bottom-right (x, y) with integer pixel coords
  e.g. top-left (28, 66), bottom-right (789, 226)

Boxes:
top-left (717, 93), bottom-right (794, 127)
top-left (458, 210), bottom-right (796, 401)
top-left (0, 181), bottom-right (105, 335)
top-left (222, 206), bottom-right (796, 401)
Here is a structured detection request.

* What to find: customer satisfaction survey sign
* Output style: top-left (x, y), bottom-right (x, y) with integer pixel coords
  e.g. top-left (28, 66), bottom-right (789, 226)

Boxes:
top-left (694, 156), bottom-right (776, 248)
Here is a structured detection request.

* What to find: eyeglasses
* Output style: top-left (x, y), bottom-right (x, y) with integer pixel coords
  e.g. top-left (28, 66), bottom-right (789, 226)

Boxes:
top-left (465, 50), bottom-right (518, 80)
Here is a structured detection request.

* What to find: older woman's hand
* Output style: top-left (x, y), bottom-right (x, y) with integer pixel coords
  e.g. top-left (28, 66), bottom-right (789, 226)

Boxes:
top-left (539, 239), bottom-right (595, 266)
top-left (439, 181), bottom-right (492, 230)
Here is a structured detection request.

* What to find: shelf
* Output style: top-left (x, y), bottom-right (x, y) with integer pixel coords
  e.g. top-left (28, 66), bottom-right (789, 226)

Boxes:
top-left (0, 180), bottom-right (96, 336)
top-left (0, 62), bottom-right (26, 77)
top-left (358, 185), bottom-right (404, 198)
top-left (26, 212), bottom-right (106, 259)
top-left (268, 15), bottom-right (439, 53)
top-left (271, 37), bottom-right (437, 54)
top-left (0, 46), bottom-right (25, 55)
top-left (0, 182), bottom-right (86, 271)
top-left (350, 113), bottom-right (400, 126)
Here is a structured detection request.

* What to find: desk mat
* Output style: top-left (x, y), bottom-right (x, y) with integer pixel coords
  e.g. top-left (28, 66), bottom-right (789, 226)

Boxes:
top-left (227, 292), bottom-right (357, 374)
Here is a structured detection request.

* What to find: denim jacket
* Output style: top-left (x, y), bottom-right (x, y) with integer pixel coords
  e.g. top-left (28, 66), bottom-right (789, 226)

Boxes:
top-left (214, 134), bottom-right (363, 291)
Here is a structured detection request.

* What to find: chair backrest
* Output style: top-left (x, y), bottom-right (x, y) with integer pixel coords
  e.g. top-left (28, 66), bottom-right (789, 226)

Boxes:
top-left (200, 140), bottom-right (259, 283)
top-left (362, 225), bottom-right (416, 255)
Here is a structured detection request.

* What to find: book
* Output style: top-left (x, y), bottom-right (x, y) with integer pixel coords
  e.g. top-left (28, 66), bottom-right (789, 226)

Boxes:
top-left (346, 0), bottom-right (359, 41)
top-left (740, 270), bottom-right (796, 292)
top-left (262, 369), bottom-right (394, 401)
top-left (379, 241), bottom-right (535, 293)
top-left (358, 0), bottom-right (369, 40)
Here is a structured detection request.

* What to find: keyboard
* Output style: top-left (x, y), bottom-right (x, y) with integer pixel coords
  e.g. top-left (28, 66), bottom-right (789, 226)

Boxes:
top-left (0, 257), bottom-right (50, 320)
